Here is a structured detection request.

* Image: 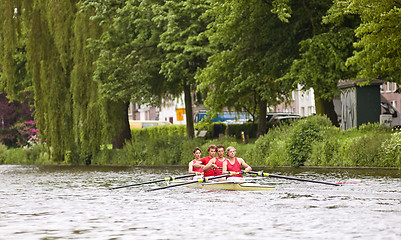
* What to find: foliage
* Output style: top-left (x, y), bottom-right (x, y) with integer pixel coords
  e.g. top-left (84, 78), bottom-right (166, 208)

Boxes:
top-left (94, 132), bottom-right (205, 166)
top-left (327, 1), bottom-right (401, 83)
top-left (0, 0), bottom-right (132, 162)
top-left (227, 123), bottom-right (258, 139)
top-left (196, 0), bottom-right (336, 135)
top-left (253, 122), bottom-right (294, 166)
top-left (2, 119), bottom-right (401, 168)
top-left (286, 115), bottom-right (333, 167)
top-left (0, 92), bottom-right (34, 128)
top-left (225, 122), bottom-right (277, 139)
top-left (131, 125), bottom-right (186, 141)
top-left (0, 120), bottom-right (39, 148)
top-left (379, 131), bottom-right (401, 168)
top-left (0, 144), bottom-right (48, 164)
top-left (0, 144), bottom-right (7, 164)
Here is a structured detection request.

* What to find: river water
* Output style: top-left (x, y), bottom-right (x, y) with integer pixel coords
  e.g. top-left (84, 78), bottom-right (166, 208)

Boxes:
top-left (1, 165), bottom-right (400, 240)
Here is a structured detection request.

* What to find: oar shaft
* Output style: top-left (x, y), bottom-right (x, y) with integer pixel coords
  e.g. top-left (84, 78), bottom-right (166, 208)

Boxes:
top-left (248, 171), bottom-right (340, 186)
top-left (268, 174), bottom-right (340, 186)
top-left (109, 173), bottom-right (196, 190)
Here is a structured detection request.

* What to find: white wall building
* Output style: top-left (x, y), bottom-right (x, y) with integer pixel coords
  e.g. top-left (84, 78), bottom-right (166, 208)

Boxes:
top-left (158, 94), bottom-right (187, 125)
top-left (297, 85), bottom-right (316, 117)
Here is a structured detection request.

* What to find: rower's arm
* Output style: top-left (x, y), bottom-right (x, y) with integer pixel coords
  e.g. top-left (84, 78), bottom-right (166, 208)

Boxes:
top-left (192, 161), bottom-right (202, 168)
top-left (202, 158), bottom-right (215, 171)
top-left (239, 158), bottom-right (252, 173)
top-left (188, 161), bottom-right (195, 173)
top-left (222, 161), bottom-right (228, 174)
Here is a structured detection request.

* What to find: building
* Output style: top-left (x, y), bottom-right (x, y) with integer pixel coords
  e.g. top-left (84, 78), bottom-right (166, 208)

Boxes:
top-left (128, 82), bottom-right (401, 124)
top-left (271, 85), bottom-right (316, 117)
top-left (381, 82), bottom-right (401, 113)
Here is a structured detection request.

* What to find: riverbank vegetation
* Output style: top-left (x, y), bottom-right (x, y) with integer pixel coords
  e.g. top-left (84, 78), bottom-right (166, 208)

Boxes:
top-left (1, 116), bottom-right (400, 168)
top-left (2, 1), bottom-right (401, 164)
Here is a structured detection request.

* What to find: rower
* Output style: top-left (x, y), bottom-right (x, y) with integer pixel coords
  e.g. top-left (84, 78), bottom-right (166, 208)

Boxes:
top-left (222, 146), bottom-right (252, 182)
top-left (193, 144), bottom-right (216, 178)
top-left (203, 145), bottom-right (227, 181)
top-left (188, 147), bottom-right (204, 180)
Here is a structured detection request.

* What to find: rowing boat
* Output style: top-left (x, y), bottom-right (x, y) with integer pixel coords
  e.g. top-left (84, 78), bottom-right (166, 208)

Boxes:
top-left (172, 180), bottom-right (275, 191)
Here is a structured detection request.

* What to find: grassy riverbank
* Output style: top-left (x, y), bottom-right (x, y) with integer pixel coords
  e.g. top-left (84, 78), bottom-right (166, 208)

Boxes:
top-left (1, 115), bottom-right (401, 168)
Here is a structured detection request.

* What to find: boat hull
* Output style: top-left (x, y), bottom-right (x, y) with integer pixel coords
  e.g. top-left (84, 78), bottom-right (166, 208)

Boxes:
top-left (178, 181), bottom-right (275, 191)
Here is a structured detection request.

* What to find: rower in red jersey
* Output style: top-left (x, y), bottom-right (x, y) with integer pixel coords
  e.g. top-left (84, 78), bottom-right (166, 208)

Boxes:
top-left (188, 147), bottom-right (203, 175)
top-left (194, 145), bottom-right (216, 177)
top-left (203, 145), bottom-right (227, 180)
top-left (223, 146), bottom-right (251, 181)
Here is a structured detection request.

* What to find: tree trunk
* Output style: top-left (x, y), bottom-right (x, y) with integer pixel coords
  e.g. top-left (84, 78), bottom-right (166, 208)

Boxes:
top-left (183, 80), bottom-right (194, 138)
top-left (109, 101), bottom-right (132, 149)
top-left (257, 97), bottom-right (267, 138)
top-left (315, 97), bottom-right (339, 127)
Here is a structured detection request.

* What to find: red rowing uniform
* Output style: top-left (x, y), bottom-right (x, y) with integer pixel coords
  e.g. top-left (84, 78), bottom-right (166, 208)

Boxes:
top-left (214, 157), bottom-right (227, 176)
top-left (226, 157), bottom-right (243, 177)
top-left (191, 160), bottom-right (203, 174)
top-left (200, 156), bottom-right (214, 177)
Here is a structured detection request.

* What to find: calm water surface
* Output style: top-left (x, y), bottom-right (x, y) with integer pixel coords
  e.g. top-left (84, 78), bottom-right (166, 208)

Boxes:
top-left (0, 165), bottom-right (400, 240)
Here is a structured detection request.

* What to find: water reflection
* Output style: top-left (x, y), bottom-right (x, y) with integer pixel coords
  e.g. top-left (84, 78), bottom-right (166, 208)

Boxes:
top-left (1, 165), bottom-right (400, 239)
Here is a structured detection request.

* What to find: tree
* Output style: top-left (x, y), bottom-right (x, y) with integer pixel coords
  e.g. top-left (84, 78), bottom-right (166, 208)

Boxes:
top-left (155, 0), bottom-right (213, 138)
top-left (197, 0), bottom-right (332, 136)
top-left (328, 0), bottom-right (401, 83)
top-left (285, 11), bottom-right (360, 125)
top-left (0, 0), bottom-right (128, 162)
top-left (82, 0), bottom-right (169, 146)
top-left (83, 0), bottom-right (213, 139)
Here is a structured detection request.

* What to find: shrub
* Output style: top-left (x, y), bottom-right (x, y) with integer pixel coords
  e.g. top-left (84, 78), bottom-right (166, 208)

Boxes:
top-left (0, 120), bottom-right (39, 148)
top-left (0, 144), bottom-right (7, 164)
top-left (253, 122), bottom-right (293, 166)
top-left (226, 123), bottom-right (258, 139)
top-left (309, 137), bottom-right (341, 166)
top-left (287, 115), bottom-right (333, 167)
top-left (380, 131), bottom-right (401, 168)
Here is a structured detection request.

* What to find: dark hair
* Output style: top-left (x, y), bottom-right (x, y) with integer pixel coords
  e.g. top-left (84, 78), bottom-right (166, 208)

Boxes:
top-left (216, 144), bottom-right (225, 151)
top-left (207, 144), bottom-right (217, 152)
top-left (193, 147), bottom-right (201, 153)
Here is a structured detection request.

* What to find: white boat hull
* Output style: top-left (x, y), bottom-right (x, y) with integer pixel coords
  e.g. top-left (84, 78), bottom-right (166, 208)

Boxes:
top-left (175, 181), bottom-right (275, 191)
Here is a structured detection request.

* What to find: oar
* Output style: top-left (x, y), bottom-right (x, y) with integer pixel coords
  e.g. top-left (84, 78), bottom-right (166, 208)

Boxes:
top-left (247, 171), bottom-right (340, 186)
top-left (146, 171), bottom-right (243, 192)
top-left (109, 173), bottom-right (197, 190)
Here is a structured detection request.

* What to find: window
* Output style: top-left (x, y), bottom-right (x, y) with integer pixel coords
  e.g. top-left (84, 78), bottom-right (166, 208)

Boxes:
top-left (391, 100), bottom-right (397, 109)
top-left (387, 82), bottom-right (393, 92)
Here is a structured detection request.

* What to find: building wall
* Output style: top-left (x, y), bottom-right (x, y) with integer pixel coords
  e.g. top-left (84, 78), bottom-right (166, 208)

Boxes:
top-left (381, 82), bottom-right (401, 113)
top-left (296, 86), bottom-right (316, 117)
top-left (269, 86), bottom-right (316, 117)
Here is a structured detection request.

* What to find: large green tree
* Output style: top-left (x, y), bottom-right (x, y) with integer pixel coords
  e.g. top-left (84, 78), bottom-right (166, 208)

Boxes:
top-left (83, 0), bottom-right (212, 139)
top-left (197, 0), bottom-right (333, 136)
top-left (285, 10), bottom-right (360, 125)
top-left (328, 0), bottom-right (401, 83)
top-left (155, 0), bottom-right (212, 138)
top-left (0, 0), bottom-right (128, 162)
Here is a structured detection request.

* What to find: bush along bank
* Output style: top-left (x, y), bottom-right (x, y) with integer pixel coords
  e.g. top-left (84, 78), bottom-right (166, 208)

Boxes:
top-left (1, 115), bottom-right (401, 168)
top-left (253, 115), bottom-right (401, 168)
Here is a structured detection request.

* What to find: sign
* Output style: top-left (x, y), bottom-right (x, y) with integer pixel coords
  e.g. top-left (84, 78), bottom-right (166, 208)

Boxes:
top-left (176, 108), bottom-right (185, 121)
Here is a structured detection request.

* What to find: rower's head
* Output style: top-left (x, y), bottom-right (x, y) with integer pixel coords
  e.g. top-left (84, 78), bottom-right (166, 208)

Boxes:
top-left (216, 145), bottom-right (225, 158)
top-left (193, 147), bottom-right (202, 159)
top-left (207, 144), bottom-right (217, 157)
top-left (226, 146), bottom-right (236, 158)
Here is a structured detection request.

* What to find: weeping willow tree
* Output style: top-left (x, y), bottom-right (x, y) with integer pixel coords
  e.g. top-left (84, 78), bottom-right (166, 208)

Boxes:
top-left (0, 0), bottom-right (130, 162)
